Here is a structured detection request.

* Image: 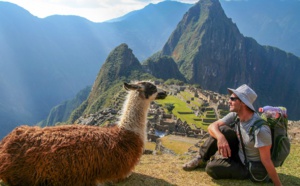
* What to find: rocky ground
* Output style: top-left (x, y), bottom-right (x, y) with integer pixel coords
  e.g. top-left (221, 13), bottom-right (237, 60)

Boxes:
top-left (288, 120), bottom-right (300, 143)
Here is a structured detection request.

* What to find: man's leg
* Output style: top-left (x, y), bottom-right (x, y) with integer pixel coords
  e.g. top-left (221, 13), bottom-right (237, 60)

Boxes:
top-left (183, 125), bottom-right (238, 171)
top-left (205, 126), bottom-right (248, 179)
top-left (182, 135), bottom-right (216, 171)
top-left (205, 157), bottom-right (249, 179)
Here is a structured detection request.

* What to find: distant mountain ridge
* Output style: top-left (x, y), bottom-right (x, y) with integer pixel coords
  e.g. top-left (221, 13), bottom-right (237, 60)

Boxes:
top-left (220, 0), bottom-right (300, 57)
top-left (38, 86), bottom-right (91, 127)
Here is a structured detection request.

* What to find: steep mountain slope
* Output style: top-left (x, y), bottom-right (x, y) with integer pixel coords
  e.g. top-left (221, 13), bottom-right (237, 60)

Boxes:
top-left (38, 86), bottom-right (91, 127)
top-left (142, 56), bottom-right (186, 82)
top-left (220, 0), bottom-right (300, 57)
top-left (68, 44), bottom-right (154, 123)
top-left (160, 0), bottom-right (300, 120)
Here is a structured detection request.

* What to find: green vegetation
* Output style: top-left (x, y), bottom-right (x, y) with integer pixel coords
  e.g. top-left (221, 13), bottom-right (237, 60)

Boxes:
top-left (179, 91), bottom-right (193, 100)
top-left (155, 90), bottom-right (216, 130)
top-left (179, 91), bottom-right (202, 108)
top-left (219, 109), bottom-right (229, 118)
top-left (86, 81), bottom-right (124, 114)
top-left (164, 103), bottom-right (175, 114)
top-left (67, 100), bottom-right (88, 124)
top-left (156, 95), bottom-right (210, 130)
top-left (155, 95), bottom-right (202, 128)
top-left (164, 78), bottom-right (185, 85)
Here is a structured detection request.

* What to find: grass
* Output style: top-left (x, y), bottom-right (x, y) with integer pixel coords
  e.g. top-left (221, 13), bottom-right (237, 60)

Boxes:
top-left (175, 91), bottom-right (218, 130)
top-left (159, 135), bottom-right (200, 155)
top-left (155, 95), bottom-right (209, 130)
top-left (179, 91), bottom-right (202, 108)
top-left (111, 143), bottom-right (300, 186)
top-left (145, 142), bottom-right (156, 151)
top-left (179, 91), bottom-right (193, 100)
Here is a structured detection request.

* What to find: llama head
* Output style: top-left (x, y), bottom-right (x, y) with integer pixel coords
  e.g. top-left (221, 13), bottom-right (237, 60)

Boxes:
top-left (123, 81), bottom-right (167, 100)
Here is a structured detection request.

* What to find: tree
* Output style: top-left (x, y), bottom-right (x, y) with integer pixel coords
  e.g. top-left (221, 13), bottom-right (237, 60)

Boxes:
top-left (165, 103), bottom-right (175, 113)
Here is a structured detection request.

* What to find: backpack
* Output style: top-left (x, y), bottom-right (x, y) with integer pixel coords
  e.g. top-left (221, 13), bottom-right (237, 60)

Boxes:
top-left (249, 108), bottom-right (290, 167)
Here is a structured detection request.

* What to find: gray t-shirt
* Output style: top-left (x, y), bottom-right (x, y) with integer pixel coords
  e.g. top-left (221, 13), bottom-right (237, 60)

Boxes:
top-left (221, 112), bottom-right (272, 163)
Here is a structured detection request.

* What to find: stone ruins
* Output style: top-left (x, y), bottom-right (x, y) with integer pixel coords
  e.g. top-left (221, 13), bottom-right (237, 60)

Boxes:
top-left (75, 83), bottom-right (300, 154)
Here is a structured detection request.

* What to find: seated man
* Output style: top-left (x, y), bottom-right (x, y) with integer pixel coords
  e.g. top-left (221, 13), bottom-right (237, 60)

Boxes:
top-left (182, 84), bottom-right (282, 186)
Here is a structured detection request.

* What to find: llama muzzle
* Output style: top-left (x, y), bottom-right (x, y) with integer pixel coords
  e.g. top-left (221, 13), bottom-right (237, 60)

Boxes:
top-left (156, 90), bottom-right (167, 99)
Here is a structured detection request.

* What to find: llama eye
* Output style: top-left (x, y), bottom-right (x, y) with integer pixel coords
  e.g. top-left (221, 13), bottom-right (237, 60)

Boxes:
top-left (149, 86), bottom-right (157, 93)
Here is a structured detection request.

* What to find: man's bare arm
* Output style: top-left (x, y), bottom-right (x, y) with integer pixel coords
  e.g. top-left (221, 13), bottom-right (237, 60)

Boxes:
top-left (259, 146), bottom-right (282, 186)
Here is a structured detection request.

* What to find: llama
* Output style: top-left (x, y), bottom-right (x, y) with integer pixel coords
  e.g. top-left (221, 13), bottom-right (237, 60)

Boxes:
top-left (0, 81), bottom-right (167, 186)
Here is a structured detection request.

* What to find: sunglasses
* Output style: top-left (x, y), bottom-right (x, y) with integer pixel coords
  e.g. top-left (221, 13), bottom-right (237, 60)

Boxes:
top-left (229, 97), bottom-right (240, 101)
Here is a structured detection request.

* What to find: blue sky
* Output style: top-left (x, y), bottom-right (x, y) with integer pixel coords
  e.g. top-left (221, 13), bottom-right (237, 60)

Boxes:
top-left (0, 0), bottom-right (198, 22)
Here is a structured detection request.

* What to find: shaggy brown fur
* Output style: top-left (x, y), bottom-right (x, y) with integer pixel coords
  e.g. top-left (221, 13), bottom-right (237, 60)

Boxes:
top-left (0, 125), bottom-right (143, 186)
top-left (0, 81), bottom-right (167, 186)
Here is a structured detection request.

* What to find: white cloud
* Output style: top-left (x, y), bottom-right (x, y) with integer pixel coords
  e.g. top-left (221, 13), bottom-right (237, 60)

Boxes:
top-left (0, 0), bottom-right (198, 22)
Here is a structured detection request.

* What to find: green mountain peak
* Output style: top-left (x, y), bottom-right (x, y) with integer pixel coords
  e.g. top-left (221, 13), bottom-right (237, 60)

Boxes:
top-left (78, 43), bottom-right (152, 116)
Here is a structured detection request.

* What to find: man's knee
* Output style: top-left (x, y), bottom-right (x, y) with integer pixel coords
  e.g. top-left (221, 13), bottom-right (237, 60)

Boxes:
top-left (205, 158), bottom-right (248, 180)
top-left (205, 160), bottom-right (227, 179)
top-left (205, 162), bottom-right (220, 179)
top-left (219, 125), bottom-right (237, 140)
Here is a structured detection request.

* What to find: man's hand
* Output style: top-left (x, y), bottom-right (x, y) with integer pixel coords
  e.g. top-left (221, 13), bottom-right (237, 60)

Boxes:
top-left (208, 120), bottom-right (232, 158)
top-left (217, 136), bottom-right (231, 158)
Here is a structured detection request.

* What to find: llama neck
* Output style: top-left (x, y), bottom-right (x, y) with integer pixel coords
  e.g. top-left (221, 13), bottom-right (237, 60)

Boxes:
top-left (118, 91), bottom-right (151, 141)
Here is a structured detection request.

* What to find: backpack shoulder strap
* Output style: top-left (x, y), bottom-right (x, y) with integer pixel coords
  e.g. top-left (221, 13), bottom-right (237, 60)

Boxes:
top-left (237, 117), bottom-right (248, 165)
top-left (229, 114), bottom-right (240, 128)
top-left (249, 118), bottom-right (268, 135)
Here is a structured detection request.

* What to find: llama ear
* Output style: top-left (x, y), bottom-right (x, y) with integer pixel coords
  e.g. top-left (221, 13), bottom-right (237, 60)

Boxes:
top-left (123, 82), bottom-right (141, 91)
